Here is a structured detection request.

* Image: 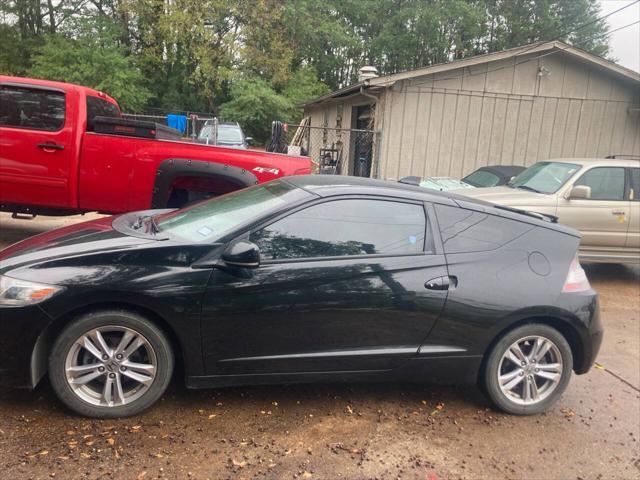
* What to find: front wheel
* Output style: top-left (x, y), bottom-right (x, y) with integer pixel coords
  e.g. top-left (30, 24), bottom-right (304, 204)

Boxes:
top-left (49, 309), bottom-right (174, 418)
top-left (482, 324), bottom-right (573, 415)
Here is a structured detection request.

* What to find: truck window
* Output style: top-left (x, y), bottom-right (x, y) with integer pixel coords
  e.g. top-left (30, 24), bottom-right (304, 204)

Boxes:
top-left (86, 95), bottom-right (120, 131)
top-left (0, 85), bottom-right (65, 131)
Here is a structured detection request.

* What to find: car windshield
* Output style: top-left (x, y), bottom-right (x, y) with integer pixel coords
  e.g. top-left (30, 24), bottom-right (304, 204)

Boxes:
top-left (508, 162), bottom-right (580, 194)
top-left (198, 125), bottom-right (244, 144)
top-left (463, 169), bottom-right (501, 187)
top-left (155, 180), bottom-right (310, 242)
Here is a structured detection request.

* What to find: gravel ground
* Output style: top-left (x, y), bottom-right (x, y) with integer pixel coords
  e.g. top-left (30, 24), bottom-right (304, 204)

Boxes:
top-left (0, 212), bottom-right (638, 480)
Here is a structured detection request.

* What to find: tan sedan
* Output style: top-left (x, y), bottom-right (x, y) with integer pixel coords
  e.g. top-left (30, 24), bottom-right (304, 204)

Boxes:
top-left (456, 158), bottom-right (640, 264)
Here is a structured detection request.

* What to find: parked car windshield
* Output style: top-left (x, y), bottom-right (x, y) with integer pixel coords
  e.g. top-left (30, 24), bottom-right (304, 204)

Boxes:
top-left (509, 161), bottom-right (580, 194)
top-left (198, 125), bottom-right (244, 144)
top-left (463, 169), bottom-right (501, 187)
top-left (155, 180), bottom-right (310, 242)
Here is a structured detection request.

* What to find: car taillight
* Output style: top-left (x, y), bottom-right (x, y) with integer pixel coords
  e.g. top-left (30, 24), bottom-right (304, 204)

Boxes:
top-left (562, 255), bottom-right (591, 292)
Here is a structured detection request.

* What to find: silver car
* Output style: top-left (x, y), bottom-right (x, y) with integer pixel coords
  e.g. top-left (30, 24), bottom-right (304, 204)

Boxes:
top-left (456, 158), bottom-right (640, 264)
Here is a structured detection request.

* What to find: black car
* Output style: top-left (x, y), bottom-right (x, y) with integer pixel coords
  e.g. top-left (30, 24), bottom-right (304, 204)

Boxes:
top-left (461, 165), bottom-right (526, 188)
top-left (0, 176), bottom-right (602, 418)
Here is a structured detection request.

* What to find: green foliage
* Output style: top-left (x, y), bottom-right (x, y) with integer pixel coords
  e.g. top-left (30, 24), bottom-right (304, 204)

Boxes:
top-left (219, 76), bottom-right (293, 144)
top-left (27, 18), bottom-right (150, 111)
top-left (1, 0), bottom-right (614, 126)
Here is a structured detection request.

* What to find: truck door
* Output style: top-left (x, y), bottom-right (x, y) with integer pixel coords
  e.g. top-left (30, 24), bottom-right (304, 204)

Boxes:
top-left (0, 82), bottom-right (75, 209)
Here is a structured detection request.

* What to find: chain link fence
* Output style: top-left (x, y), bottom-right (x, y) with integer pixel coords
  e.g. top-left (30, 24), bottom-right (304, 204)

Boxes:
top-left (284, 124), bottom-right (380, 177)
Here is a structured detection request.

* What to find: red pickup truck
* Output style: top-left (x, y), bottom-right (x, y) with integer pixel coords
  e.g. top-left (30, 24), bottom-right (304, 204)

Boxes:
top-left (0, 76), bottom-right (311, 216)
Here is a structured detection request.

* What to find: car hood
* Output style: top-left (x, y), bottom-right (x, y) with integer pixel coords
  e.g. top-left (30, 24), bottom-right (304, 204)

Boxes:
top-left (451, 186), bottom-right (557, 208)
top-left (0, 216), bottom-right (155, 274)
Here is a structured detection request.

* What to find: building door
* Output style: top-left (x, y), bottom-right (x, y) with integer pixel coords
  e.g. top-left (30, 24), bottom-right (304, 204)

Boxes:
top-left (352, 105), bottom-right (374, 177)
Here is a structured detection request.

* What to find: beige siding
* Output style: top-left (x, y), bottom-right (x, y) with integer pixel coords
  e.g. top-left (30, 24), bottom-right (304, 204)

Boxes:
top-left (306, 51), bottom-right (639, 180)
top-left (376, 52), bottom-right (639, 179)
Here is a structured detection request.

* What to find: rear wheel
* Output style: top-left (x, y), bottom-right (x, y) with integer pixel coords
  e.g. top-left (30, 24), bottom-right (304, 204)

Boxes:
top-left (49, 309), bottom-right (173, 418)
top-left (482, 324), bottom-right (573, 415)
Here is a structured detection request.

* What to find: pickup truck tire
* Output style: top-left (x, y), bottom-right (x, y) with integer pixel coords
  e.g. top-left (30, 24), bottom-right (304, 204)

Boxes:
top-left (167, 188), bottom-right (189, 208)
top-left (48, 309), bottom-right (174, 418)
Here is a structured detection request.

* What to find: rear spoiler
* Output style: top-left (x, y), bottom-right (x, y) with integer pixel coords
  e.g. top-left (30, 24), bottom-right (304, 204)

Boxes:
top-left (494, 204), bottom-right (558, 223)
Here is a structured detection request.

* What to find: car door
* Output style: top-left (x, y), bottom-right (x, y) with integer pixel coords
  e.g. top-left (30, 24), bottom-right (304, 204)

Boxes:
top-left (627, 167), bottom-right (640, 250)
top-left (0, 82), bottom-right (75, 208)
top-left (200, 196), bottom-right (450, 375)
top-left (556, 166), bottom-right (630, 249)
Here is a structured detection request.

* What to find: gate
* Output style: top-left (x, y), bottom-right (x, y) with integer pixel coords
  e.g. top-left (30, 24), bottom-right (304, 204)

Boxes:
top-left (285, 124), bottom-right (381, 177)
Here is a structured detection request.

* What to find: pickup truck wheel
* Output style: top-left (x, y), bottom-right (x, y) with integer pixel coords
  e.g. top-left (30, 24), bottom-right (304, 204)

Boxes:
top-left (49, 309), bottom-right (173, 418)
top-left (482, 324), bottom-right (572, 415)
top-left (167, 189), bottom-right (189, 208)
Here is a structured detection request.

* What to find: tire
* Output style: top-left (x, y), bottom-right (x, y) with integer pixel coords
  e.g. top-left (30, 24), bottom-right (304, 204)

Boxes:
top-left (482, 323), bottom-right (573, 415)
top-left (49, 309), bottom-right (174, 418)
top-left (167, 188), bottom-right (189, 208)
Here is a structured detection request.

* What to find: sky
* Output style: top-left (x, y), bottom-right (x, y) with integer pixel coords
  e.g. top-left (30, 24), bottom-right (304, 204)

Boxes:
top-left (598, 0), bottom-right (640, 72)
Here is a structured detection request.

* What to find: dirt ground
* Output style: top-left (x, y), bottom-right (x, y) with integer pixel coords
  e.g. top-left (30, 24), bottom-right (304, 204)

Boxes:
top-left (0, 212), bottom-right (638, 480)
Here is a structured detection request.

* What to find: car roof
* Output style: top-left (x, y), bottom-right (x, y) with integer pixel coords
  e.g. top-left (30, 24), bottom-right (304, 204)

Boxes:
top-left (539, 157), bottom-right (640, 167)
top-left (282, 175), bottom-right (580, 237)
top-left (0, 75), bottom-right (118, 106)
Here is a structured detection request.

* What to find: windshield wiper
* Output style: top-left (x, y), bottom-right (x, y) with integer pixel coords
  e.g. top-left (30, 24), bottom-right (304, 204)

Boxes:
top-left (132, 214), bottom-right (160, 234)
top-left (514, 185), bottom-right (542, 194)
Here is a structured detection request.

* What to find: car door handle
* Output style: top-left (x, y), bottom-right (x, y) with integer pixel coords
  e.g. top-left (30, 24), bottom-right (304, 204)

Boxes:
top-left (37, 142), bottom-right (65, 151)
top-left (611, 210), bottom-right (625, 216)
top-left (425, 276), bottom-right (449, 291)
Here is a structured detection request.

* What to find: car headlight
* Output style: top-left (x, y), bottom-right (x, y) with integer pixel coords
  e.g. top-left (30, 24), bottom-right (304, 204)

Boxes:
top-left (0, 275), bottom-right (64, 306)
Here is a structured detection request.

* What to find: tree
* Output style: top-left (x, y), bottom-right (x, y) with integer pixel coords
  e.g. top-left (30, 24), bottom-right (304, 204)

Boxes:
top-left (219, 75), bottom-right (293, 144)
top-left (27, 18), bottom-right (151, 111)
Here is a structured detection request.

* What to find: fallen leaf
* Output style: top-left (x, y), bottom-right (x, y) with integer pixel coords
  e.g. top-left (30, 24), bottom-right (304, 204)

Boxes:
top-left (106, 438), bottom-right (115, 446)
top-left (208, 414), bottom-right (217, 419)
top-left (346, 405), bottom-right (353, 415)
top-left (232, 459), bottom-right (247, 468)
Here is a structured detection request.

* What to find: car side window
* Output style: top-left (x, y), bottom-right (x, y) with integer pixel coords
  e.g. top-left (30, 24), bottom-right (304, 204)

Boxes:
top-left (574, 167), bottom-right (626, 201)
top-left (86, 95), bottom-right (120, 132)
top-left (251, 199), bottom-right (428, 260)
top-left (630, 168), bottom-right (639, 202)
top-left (435, 204), bottom-right (532, 254)
top-left (0, 85), bottom-right (65, 131)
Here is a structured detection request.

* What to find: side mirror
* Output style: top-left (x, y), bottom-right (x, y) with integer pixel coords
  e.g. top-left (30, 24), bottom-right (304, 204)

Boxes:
top-left (568, 185), bottom-right (591, 200)
top-left (221, 240), bottom-right (260, 268)
top-left (245, 137), bottom-right (253, 144)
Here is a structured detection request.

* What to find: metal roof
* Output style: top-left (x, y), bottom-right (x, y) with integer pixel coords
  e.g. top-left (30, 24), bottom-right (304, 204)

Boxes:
top-left (304, 41), bottom-right (640, 107)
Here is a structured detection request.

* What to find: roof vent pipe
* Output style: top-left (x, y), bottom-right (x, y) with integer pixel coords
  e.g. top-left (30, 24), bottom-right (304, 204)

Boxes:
top-left (358, 66), bottom-right (379, 82)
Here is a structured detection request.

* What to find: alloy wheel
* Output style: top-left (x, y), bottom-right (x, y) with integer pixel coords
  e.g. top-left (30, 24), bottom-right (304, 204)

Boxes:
top-left (497, 335), bottom-right (563, 405)
top-left (64, 326), bottom-right (157, 407)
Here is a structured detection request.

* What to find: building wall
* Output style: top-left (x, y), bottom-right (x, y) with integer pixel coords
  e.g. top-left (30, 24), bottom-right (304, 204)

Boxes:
top-left (377, 51), bottom-right (640, 179)
top-left (305, 94), bottom-right (376, 175)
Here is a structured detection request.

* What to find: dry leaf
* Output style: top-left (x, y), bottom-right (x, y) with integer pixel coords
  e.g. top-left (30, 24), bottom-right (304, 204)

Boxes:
top-left (346, 405), bottom-right (353, 415)
top-left (106, 438), bottom-right (115, 446)
top-left (208, 414), bottom-right (217, 419)
top-left (232, 459), bottom-right (247, 468)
